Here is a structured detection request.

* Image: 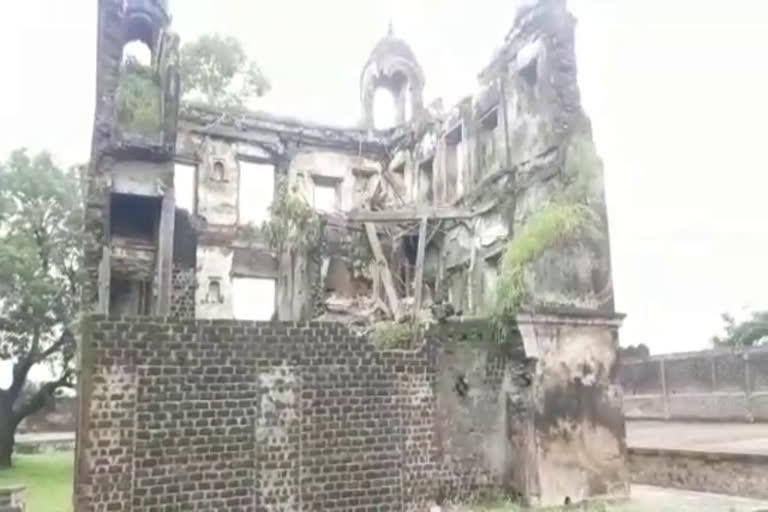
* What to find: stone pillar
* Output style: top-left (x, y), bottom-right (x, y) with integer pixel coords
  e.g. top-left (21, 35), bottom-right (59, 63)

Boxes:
top-left (516, 310), bottom-right (628, 507)
top-left (155, 189), bottom-right (175, 314)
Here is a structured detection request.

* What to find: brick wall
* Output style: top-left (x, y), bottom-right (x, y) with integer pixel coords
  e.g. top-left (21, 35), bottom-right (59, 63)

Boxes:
top-left (76, 316), bottom-right (530, 512)
top-left (0, 487), bottom-right (25, 512)
top-left (170, 266), bottom-right (196, 318)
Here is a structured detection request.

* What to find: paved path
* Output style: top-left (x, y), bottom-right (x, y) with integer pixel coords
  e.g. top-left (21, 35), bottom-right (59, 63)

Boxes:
top-left (626, 420), bottom-right (768, 455)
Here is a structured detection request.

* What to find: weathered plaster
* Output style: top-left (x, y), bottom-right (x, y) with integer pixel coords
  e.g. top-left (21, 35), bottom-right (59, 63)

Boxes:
top-left (518, 312), bottom-right (628, 506)
top-left (290, 150), bottom-right (383, 212)
top-left (195, 244), bottom-right (234, 319)
top-left (196, 138), bottom-right (239, 226)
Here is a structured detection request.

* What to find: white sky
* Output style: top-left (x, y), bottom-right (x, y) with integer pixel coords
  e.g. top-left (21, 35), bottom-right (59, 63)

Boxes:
top-left (1, 0), bottom-right (768, 355)
top-left (238, 161), bottom-right (275, 226)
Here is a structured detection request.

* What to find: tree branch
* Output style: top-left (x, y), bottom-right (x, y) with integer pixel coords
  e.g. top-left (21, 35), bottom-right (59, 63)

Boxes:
top-left (6, 328), bottom-right (72, 402)
top-left (39, 328), bottom-right (73, 361)
top-left (11, 370), bottom-right (73, 428)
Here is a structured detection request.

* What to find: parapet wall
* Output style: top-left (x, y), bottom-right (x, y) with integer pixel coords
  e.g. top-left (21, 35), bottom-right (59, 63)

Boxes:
top-left (620, 347), bottom-right (768, 421)
top-left (75, 317), bottom-right (530, 512)
top-left (0, 487), bottom-right (25, 512)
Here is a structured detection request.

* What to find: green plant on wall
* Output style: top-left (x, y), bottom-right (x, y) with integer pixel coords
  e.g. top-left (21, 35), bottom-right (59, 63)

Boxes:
top-left (370, 321), bottom-right (416, 349)
top-left (262, 174), bottom-right (320, 316)
top-left (262, 174), bottom-right (320, 255)
top-left (490, 134), bottom-right (603, 321)
top-left (347, 230), bottom-right (374, 280)
top-left (115, 57), bottom-right (162, 136)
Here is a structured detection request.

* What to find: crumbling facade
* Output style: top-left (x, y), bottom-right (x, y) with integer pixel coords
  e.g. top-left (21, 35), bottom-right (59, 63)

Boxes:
top-left (76, 0), bottom-right (627, 509)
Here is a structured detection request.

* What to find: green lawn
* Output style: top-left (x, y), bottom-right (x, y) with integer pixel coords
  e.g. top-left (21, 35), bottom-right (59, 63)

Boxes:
top-left (0, 452), bottom-right (74, 512)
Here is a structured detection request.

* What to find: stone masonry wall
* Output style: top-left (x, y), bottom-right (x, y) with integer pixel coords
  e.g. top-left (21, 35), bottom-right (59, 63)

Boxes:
top-left (0, 487), bottom-right (25, 512)
top-left (620, 346), bottom-right (768, 421)
top-left (76, 316), bottom-right (530, 512)
top-left (170, 266), bottom-right (196, 318)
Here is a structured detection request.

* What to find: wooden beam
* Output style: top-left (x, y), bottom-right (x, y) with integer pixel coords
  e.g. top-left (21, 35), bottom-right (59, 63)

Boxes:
top-left (413, 217), bottom-right (428, 321)
top-left (371, 262), bottom-right (380, 302)
top-left (364, 222), bottom-right (401, 320)
top-left (348, 206), bottom-right (474, 223)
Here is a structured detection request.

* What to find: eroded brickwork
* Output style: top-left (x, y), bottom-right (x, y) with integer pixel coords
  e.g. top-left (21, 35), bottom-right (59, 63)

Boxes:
top-left (77, 317), bottom-right (527, 511)
top-left (170, 266), bottom-right (196, 318)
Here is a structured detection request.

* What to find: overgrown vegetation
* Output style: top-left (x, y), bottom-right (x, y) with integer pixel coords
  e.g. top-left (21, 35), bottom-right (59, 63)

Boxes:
top-left (347, 230), bottom-right (374, 280)
top-left (370, 321), bottom-right (416, 349)
top-left (261, 175), bottom-right (320, 256)
top-left (114, 57), bottom-right (162, 136)
top-left (262, 175), bottom-right (320, 318)
top-left (490, 134), bottom-right (602, 321)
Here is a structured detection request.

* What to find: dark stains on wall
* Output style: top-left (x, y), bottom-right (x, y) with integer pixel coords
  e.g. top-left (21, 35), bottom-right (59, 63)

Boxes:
top-left (172, 208), bottom-right (197, 270)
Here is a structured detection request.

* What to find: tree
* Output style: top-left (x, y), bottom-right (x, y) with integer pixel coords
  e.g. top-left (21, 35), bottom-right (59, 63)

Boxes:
top-left (712, 311), bottom-right (768, 348)
top-left (0, 149), bottom-right (83, 467)
top-left (261, 175), bottom-right (319, 320)
top-left (180, 33), bottom-right (270, 108)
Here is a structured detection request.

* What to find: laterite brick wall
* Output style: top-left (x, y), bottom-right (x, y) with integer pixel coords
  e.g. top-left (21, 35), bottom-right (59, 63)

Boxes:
top-left (75, 317), bottom-right (529, 512)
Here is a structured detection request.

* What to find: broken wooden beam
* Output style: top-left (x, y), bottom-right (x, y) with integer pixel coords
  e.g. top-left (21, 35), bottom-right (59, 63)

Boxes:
top-left (348, 206), bottom-right (474, 222)
top-left (412, 217), bottom-right (428, 321)
top-left (364, 222), bottom-right (401, 321)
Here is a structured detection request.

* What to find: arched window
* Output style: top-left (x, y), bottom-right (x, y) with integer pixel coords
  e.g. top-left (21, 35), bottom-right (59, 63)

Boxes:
top-left (122, 40), bottom-right (152, 67)
top-left (207, 279), bottom-right (222, 303)
top-left (213, 161), bottom-right (226, 182)
top-left (116, 38), bottom-right (160, 135)
top-left (373, 88), bottom-right (397, 130)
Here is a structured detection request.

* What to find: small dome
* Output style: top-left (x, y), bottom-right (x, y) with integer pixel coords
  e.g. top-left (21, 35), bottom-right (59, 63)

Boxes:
top-left (365, 35), bottom-right (419, 70)
top-left (360, 25), bottom-right (426, 129)
top-left (361, 25), bottom-right (423, 86)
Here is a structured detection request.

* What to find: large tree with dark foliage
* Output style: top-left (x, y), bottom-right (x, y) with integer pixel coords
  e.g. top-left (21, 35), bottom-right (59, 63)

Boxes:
top-left (0, 149), bottom-right (82, 467)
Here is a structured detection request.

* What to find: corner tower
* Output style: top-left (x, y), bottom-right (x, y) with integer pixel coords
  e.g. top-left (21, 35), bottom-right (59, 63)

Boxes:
top-left (83, 0), bottom-right (181, 318)
top-left (360, 25), bottom-right (425, 129)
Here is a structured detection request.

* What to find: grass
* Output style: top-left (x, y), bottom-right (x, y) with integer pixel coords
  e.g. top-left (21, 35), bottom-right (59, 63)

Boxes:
top-left (0, 452), bottom-right (74, 512)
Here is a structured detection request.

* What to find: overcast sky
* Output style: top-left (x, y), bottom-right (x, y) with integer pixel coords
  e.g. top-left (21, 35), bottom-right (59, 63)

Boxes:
top-left (1, 0), bottom-right (767, 355)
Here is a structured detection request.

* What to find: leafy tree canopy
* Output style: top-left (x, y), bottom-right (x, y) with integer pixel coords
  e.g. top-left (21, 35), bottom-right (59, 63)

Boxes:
top-left (180, 33), bottom-right (270, 108)
top-left (712, 311), bottom-right (768, 348)
top-left (0, 149), bottom-right (83, 466)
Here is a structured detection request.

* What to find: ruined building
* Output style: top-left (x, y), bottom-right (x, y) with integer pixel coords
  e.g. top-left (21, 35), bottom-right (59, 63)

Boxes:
top-left (75, 0), bottom-right (627, 510)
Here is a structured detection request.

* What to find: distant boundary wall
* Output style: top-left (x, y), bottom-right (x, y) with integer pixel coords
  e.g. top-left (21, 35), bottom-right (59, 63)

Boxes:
top-left (620, 346), bottom-right (768, 421)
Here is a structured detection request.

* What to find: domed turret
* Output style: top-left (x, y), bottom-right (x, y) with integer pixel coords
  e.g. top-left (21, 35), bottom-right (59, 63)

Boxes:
top-left (360, 24), bottom-right (425, 129)
top-left (123, 0), bottom-right (170, 52)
